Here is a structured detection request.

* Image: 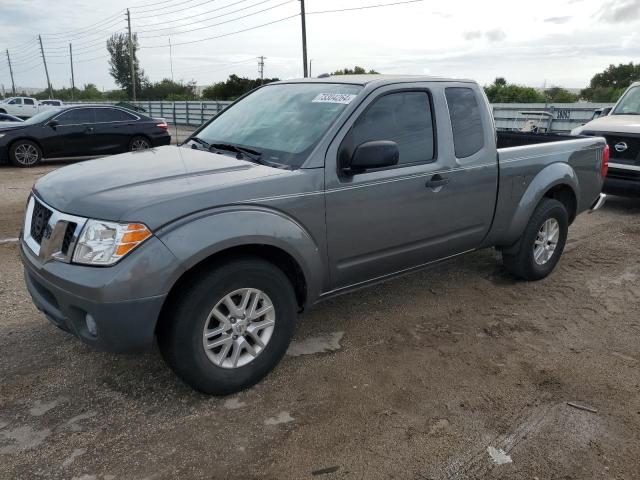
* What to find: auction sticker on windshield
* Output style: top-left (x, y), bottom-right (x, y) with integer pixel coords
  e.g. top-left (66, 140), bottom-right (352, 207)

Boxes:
top-left (312, 93), bottom-right (357, 104)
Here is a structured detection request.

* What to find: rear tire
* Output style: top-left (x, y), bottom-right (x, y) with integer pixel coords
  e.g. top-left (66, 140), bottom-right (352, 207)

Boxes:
top-left (502, 198), bottom-right (568, 281)
top-left (158, 257), bottom-right (297, 395)
top-left (9, 140), bottom-right (42, 167)
top-left (129, 136), bottom-right (151, 151)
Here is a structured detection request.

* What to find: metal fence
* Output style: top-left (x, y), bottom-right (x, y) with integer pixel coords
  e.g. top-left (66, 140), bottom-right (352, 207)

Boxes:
top-left (492, 102), bottom-right (614, 133)
top-left (68, 100), bottom-right (615, 132)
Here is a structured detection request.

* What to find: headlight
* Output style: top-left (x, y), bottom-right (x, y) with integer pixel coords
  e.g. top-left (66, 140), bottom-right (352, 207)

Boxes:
top-left (0, 133), bottom-right (6, 138)
top-left (72, 219), bottom-right (152, 266)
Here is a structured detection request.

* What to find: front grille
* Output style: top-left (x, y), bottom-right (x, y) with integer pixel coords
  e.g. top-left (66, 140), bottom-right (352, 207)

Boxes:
top-left (61, 223), bottom-right (77, 254)
top-left (30, 199), bottom-right (53, 244)
top-left (584, 131), bottom-right (640, 163)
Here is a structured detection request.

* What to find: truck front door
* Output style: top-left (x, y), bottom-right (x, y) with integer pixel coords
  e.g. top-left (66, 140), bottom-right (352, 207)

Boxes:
top-left (324, 83), bottom-right (497, 290)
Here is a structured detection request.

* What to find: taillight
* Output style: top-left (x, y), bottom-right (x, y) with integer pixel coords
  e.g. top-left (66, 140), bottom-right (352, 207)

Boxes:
top-left (156, 122), bottom-right (168, 130)
top-left (601, 144), bottom-right (609, 178)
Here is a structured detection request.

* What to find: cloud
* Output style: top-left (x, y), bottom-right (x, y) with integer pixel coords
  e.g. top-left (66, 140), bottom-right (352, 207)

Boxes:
top-left (463, 29), bottom-right (506, 42)
top-left (485, 28), bottom-right (506, 42)
top-left (544, 16), bottom-right (572, 24)
top-left (598, 0), bottom-right (640, 22)
top-left (463, 31), bottom-right (483, 40)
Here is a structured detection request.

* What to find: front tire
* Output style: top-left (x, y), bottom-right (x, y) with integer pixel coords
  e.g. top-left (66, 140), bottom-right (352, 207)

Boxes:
top-left (9, 140), bottom-right (42, 167)
top-left (502, 198), bottom-right (568, 281)
top-left (158, 257), bottom-right (297, 395)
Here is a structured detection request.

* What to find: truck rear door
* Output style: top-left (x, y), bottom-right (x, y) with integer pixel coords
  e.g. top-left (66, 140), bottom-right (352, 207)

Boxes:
top-left (324, 82), bottom-right (498, 290)
top-left (23, 98), bottom-right (38, 116)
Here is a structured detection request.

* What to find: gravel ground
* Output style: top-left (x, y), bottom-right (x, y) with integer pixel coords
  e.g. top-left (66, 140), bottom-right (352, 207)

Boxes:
top-left (0, 158), bottom-right (639, 480)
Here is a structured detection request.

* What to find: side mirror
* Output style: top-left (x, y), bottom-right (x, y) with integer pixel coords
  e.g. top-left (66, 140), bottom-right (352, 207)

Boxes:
top-left (47, 119), bottom-right (59, 128)
top-left (345, 140), bottom-right (399, 174)
top-left (601, 107), bottom-right (612, 117)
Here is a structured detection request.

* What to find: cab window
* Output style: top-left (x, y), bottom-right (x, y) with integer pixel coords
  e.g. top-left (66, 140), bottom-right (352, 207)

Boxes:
top-left (8, 98), bottom-right (21, 105)
top-left (445, 87), bottom-right (485, 158)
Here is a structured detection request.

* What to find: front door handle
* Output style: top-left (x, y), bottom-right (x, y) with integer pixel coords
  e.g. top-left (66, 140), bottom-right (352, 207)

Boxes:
top-left (425, 174), bottom-right (449, 192)
top-left (85, 126), bottom-right (95, 133)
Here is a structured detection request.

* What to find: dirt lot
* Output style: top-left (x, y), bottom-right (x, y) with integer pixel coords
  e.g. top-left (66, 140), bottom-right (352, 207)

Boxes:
top-left (1, 158), bottom-right (639, 480)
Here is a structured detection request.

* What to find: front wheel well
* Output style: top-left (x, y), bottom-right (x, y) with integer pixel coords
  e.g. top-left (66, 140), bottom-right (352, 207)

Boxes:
top-left (544, 184), bottom-right (577, 224)
top-left (157, 244), bottom-right (308, 332)
top-left (7, 137), bottom-right (44, 155)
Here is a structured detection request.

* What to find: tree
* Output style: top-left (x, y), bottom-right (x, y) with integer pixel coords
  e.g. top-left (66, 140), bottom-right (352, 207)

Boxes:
top-left (140, 78), bottom-right (197, 101)
top-left (580, 63), bottom-right (640, 102)
top-left (545, 87), bottom-right (578, 103)
top-left (484, 78), bottom-right (546, 103)
top-left (201, 74), bottom-right (279, 100)
top-left (107, 33), bottom-right (147, 99)
top-left (331, 66), bottom-right (379, 75)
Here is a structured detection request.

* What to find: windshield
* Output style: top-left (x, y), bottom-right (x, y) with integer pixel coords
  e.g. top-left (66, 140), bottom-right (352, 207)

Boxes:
top-left (193, 83), bottom-right (363, 168)
top-left (613, 86), bottom-right (640, 115)
top-left (23, 109), bottom-right (59, 125)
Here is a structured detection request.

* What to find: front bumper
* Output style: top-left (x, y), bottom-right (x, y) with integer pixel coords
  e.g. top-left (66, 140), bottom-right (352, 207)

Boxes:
top-left (20, 235), bottom-right (184, 353)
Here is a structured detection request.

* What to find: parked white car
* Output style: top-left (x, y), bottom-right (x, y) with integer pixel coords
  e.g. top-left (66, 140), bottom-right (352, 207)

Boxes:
top-left (0, 97), bottom-right (40, 118)
top-left (0, 97), bottom-right (64, 118)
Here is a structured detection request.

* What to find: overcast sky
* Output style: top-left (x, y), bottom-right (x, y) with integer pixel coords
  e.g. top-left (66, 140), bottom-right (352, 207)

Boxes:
top-left (1, 0), bottom-right (639, 92)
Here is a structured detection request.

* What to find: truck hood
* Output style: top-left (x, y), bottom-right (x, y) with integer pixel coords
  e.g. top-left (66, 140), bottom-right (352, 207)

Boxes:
top-left (35, 145), bottom-right (297, 229)
top-left (575, 115), bottom-right (640, 135)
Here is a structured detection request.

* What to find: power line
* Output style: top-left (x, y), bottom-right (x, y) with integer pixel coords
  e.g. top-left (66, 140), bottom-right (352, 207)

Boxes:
top-left (139, 13), bottom-right (299, 48)
top-left (130, 0), bottom-right (186, 9)
top-left (133, 0), bottom-right (225, 17)
top-left (137, 0), bottom-right (295, 38)
top-left (136, 0), bottom-right (277, 32)
top-left (135, 0), bottom-right (254, 27)
top-left (40, 10), bottom-right (126, 37)
top-left (307, 0), bottom-right (423, 15)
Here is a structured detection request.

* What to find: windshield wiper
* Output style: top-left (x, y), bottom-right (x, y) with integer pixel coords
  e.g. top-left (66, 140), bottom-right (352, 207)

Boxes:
top-left (210, 143), bottom-right (266, 164)
top-left (190, 137), bottom-right (211, 150)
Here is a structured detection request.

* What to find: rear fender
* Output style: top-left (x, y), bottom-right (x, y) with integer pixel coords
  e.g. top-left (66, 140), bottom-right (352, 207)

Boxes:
top-left (500, 162), bottom-right (578, 251)
top-left (156, 206), bottom-right (325, 304)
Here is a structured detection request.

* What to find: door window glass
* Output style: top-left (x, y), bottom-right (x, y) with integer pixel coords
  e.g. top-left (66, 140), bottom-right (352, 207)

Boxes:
top-left (56, 108), bottom-right (96, 125)
top-left (95, 108), bottom-right (137, 122)
top-left (345, 91), bottom-right (435, 166)
top-left (8, 98), bottom-right (21, 105)
top-left (24, 98), bottom-right (34, 105)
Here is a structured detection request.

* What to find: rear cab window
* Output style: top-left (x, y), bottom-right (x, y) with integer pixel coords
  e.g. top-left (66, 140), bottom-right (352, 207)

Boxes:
top-left (340, 90), bottom-right (436, 169)
top-left (445, 87), bottom-right (485, 158)
top-left (24, 99), bottom-right (34, 105)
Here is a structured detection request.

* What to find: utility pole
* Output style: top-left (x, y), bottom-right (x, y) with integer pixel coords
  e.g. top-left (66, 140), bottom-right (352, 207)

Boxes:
top-left (69, 43), bottom-right (75, 101)
top-left (169, 37), bottom-right (174, 82)
top-left (299, 0), bottom-right (308, 77)
top-left (5, 50), bottom-right (15, 95)
top-left (309, 59), bottom-right (313, 78)
top-left (38, 35), bottom-right (53, 99)
top-left (258, 56), bottom-right (265, 84)
top-left (126, 9), bottom-right (137, 102)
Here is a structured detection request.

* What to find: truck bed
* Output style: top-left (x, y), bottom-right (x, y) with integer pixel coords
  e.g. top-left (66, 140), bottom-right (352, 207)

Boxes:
top-left (496, 131), bottom-right (579, 149)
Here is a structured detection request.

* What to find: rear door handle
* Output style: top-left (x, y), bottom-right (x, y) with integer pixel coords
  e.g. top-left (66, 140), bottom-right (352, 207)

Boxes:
top-left (425, 174), bottom-right (449, 192)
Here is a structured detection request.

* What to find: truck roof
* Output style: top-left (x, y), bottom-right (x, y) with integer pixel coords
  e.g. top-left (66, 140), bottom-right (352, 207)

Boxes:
top-left (274, 74), bottom-right (476, 86)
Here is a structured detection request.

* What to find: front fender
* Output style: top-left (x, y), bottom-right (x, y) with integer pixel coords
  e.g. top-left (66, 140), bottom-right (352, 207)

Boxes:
top-left (500, 162), bottom-right (579, 248)
top-left (156, 206), bottom-right (325, 304)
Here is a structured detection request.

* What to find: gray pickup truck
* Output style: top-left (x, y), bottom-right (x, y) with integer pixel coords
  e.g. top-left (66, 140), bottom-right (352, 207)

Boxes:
top-left (20, 75), bottom-right (607, 394)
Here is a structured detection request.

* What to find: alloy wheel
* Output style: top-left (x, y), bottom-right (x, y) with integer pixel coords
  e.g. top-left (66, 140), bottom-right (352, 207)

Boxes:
top-left (14, 144), bottom-right (39, 166)
top-left (533, 218), bottom-right (560, 265)
top-left (202, 288), bottom-right (276, 369)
